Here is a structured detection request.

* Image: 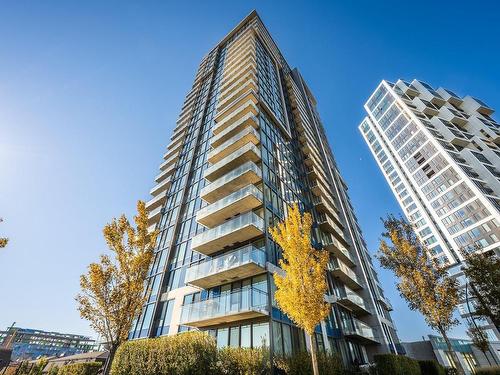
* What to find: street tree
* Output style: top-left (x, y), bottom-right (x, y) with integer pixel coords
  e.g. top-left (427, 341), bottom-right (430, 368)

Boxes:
top-left (76, 201), bottom-right (158, 375)
top-left (269, 204), bottom-right (330, 375)
top-left (378, 215), bottom-right (465, 375)
top-left (461, 250), bottom-right (500, 330)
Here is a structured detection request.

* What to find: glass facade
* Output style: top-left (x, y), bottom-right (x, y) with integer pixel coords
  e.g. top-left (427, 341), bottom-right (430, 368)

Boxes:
top-left (132, 11), bottom-right (401, 363)
top-left (360, 79), bottom-right (500, 341)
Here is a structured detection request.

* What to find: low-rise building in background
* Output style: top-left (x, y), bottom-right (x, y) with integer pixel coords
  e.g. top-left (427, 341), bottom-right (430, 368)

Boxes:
top-left (0, 326), bottom-right (95, 361)
top-left (402, 335), bottom-right (500, 374)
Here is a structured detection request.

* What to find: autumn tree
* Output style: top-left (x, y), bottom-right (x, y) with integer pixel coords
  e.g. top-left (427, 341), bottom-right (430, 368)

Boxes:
top-left (269, 204), bottom-right (330, 375)
top-left (0, 218), bottom-right (8, 248)
top-left (378, 216), bottom-right (465, 375)
top-left (76, 201), bottom-right (158, 375)
top-left (461, 250), bottom-right (500, 331)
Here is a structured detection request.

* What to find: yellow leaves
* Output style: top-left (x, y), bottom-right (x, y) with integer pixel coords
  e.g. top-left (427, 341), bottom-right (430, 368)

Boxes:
top-left (378, 216), bottom-right (459, 332)
top-left (269, 204), bottom-right (330, 336)
top-left (76, 200), bottom-right (159, 346)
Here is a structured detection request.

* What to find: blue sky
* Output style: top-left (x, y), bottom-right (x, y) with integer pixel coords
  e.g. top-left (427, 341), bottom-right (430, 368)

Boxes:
top-left (1, 0), bottom-right (499, 342)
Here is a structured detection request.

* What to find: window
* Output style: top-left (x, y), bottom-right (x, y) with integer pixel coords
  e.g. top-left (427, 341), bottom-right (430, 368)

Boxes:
top-left (252, 323), bottom-right (269, 348)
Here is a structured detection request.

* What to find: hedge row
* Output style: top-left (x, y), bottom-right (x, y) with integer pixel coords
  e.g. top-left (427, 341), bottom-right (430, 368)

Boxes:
top-left (56, 362), bottom-right (102, 375)
top-left (112, 331), bottom-right (473, 375)
top-left (111, 331), bottom-right (344, 375)
top-left (418, 359), bottom-right (445, 375)
top-left (373, 354), bottom-right (420, 375)
top-left (274, 351), bottom-right (344, 375)
top-left (111, 331), bottom-right (216, 375)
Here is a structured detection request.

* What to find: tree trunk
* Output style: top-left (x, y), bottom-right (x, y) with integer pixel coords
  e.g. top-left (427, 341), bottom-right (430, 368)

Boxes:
top-left (308, 332), bottom-right (320, 375)
top-left (102, 344), bottom-right (118, 375)
top-left (440, 329), bottom-right (465, 375)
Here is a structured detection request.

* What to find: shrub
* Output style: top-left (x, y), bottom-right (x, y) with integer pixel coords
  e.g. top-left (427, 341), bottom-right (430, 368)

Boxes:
top-left (111, 331), bottom-right (218, 375)
top-left (373, 354), bottom-right (420, 375)
top-left (475, 367), bottom-right (500, 375)
top-left (57, 362), bottom-right (101, 375)
top-left (444, 368), bottom-right (458, 375)
top-left (217, 346), bottom-right (270, 374)
top-left (418, 360), bottom-right (445, 375)
top-left (274, 351), bottom-right (344, 375)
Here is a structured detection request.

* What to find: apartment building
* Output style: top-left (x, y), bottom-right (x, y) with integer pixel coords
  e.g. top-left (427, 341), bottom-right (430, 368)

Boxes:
top-left (129, 11), bottom-right (401, 364)
top-left (359, 79), bottom-right (500, 341)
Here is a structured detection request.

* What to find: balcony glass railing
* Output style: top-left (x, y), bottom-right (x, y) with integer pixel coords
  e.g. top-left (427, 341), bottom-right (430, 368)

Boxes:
top-left (180, 287), bottom-right (268, 324)
top-left (191, 211), bottom-right (265, 252)
top-left (200, 161), bottom-right (262, 201)
top-left (331, 259), bottom-right (360, 285)
top-left (339, 286), bottom-right (367, 310)
top-left (344, 318), bottom-right (377, 341)
top-left (203, 143), bottom-right (261, 181)
top-left (197, 185), bottom-right (263, 223)
top-left (185, 245), bottom-right (266, 284)
top-left (207, 127), bottom-right (260, 163)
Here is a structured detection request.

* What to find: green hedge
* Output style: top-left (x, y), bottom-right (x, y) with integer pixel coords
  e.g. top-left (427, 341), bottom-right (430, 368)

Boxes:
top-left (374, 354), bottom-right (420, 375)
top-left (111, 331), bottom-right (218, 375)
top-left (274, 351), bottom-right (344, 375)
top-left (217, 346), bottom-right (270, 374)
top-left (418, 360), bottom-right (445, 375)
top-left (475, 367), bottom-right (500, 375)
top-left (57, 362), bottom-right (101, 375)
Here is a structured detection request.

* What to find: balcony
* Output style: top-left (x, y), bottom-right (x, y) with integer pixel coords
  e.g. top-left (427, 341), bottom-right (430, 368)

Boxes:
top-left (211, 113), bottom-right (259, 148)
top-left (160, 151), bottom-right (180, 170)
top-left (219, 71), bottom-right (257, 104)
top-left (207, 127), bottom-right (260, 164)
top-left (217, 78), bottom-right (258, 112)
top-left (307, 165), bottom-right (330, 190)
top-left (220, 61), bottom-right (257, 96)
top-left (323, 237), bottom-right (355, 267)
top-left (214, 96), bottom-right (258, 134)
top-left (344, 318), bottom-right (378, 344)
top-left (317, 213), bottom-right (343, 238)
top-left (197, 185), bottom-right (263, 228)
top-left (150, 176), bottom-right (172, 197)
top-left (404, 83), bottom-right (419, 97)
top-left (378, 296), bottom-right (393, 311)
top-left (155, 163), bottom-right (175, 183)
top-left (185, 245), bottom-right (266, 289)
top-left (203, 143), bottom-right (261, 182)
top-left (471, 97), bottom-right (494, 116)
top-left (180, 287), bottom-right (268, 327)
top-left (147, 206), bottom-right (162, 226)
top-left (421, 99), bottom-right (440, 116)
top-left (312, 195), bottom-right (337, 216)
top-left (145, 191), bottom-right (167, 211)
top-left (222, 58), bottom-right (257, 88)
top-left (191, 211), bottom-right (265, 256)
top-left (331, 259), bottom-right (362, 290)
top-left (337, 287), bottom-right (370, 315)
top-left (200, 161), bottom-right (262, 203)
top-left (310, 180), bottom-right (334, 202)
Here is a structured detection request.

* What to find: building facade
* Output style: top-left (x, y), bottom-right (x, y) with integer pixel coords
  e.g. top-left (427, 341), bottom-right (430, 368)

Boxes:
top-left (402, 335), bottom-right (500, 374)
top-left (359, 79), bottom-right (500, 341)
top-left (130, 11), bottom-right (401, 364)
top-left (0, 327), bottom-right (94, 361)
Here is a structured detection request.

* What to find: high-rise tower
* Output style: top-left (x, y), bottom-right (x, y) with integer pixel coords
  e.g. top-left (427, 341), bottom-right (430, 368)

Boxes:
top-left (359, 79), bottom-right (500, 341)
top-left (131, 11), bottom-right (401, 363)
